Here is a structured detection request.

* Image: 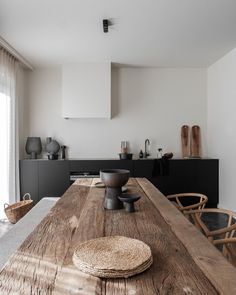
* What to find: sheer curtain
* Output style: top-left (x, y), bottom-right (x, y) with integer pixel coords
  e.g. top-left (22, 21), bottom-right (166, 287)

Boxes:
top-left (0, 48), bottom-right (19, 219)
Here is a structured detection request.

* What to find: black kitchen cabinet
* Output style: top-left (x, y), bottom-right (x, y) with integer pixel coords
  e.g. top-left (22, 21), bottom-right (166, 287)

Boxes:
top-left (134, 158), bottom-right (219, 207)
top-left (20, 160), bottom-right (38, 203)
top-left (38, 161), bottom-right (70, 199)
top-left (166, 159), bottom-right (218, 206)
top-left (133, 159), bottom-right (155, 178)
top-left (20, 158), bottom-right (219, 206)
top-left (20, 160), bottom-right (70, 202)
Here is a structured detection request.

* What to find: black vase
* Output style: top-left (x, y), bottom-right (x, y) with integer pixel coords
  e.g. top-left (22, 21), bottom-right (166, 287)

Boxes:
top-left (61, 145), bottom-right (67, 159)
top-left (25, 137), bottom-right (42, 159)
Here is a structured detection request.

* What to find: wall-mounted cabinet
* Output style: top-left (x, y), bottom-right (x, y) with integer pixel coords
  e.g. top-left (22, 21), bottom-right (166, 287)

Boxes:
top-left (62, 62), bottom-right (111, 118)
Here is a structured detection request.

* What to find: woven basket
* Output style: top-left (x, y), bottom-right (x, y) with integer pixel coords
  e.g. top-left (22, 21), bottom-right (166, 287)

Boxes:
top-left (4, 193), bottom-right (33, 224)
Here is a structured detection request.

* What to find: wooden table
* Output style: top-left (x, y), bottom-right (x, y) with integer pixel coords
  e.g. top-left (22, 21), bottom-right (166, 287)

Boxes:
top-left (0, 178), bottom-right (236, 294)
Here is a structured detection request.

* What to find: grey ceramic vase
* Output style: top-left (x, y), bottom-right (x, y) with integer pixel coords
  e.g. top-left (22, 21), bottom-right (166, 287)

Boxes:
top-left (46, 139), bottom-right (60, 160)
top-left (25, 137), bottom-right (42, 159)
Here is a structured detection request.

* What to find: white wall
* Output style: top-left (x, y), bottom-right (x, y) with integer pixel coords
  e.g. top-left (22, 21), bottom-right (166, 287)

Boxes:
top-left (24, 67), bottom-right (207, 159)
top-left (207, 48), bottom-right (236, 211)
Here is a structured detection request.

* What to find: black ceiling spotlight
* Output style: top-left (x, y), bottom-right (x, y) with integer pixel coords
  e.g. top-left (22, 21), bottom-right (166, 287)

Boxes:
top-left (103, 19), bottom-right (110, 33)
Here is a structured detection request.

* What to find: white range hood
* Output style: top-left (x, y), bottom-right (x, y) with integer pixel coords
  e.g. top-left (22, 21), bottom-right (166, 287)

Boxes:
top-left (62, 62), bottom-right (111, 118)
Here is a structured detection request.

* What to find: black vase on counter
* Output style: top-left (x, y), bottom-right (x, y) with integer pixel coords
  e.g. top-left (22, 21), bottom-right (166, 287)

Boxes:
top-left (61, 145), bottom-right (67, 160)
top-left (100, 169), bottom-right (130, 210)
top-left (25, 137), bottom-right (42, 159)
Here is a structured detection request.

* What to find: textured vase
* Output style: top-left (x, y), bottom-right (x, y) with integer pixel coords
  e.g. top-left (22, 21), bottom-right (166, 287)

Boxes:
top-left (46, 140), bottom-right (60, 154)
top-left (25, 137), bottom-right (42, 159)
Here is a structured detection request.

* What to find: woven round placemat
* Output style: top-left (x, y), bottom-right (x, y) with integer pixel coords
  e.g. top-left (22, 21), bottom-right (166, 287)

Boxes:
top-left (73, 236), bottom-right (153, 278)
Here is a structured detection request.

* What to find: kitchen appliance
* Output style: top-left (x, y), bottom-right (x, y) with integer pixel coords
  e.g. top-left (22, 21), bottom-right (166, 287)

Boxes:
top-left (70, 171), bottom-right (100, 184)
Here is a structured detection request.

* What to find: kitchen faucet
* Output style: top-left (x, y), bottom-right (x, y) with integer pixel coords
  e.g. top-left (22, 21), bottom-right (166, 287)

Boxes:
top-left (144, 139), bottom-right (150, 158)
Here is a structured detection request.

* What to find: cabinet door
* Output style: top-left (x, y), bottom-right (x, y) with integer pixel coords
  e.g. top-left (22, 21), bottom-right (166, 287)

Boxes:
top-left (38, 161), bottom-right (70, 200)
top-left (168, 160), bottom-right (196, 194)
top-left (168, 159), bottom-right (219, 206)
top-left (133, 160), bottom-right (155, 178)
top-left (20, 160), bottom-right (38, 203)
top-left (194, 160), bottom-right (219, 205)
top-left (133, 160), bottom-right (170, 194)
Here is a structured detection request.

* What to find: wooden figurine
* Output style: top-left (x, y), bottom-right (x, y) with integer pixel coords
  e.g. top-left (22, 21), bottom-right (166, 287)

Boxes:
top-left (181, 125), bottom-right (190, 158)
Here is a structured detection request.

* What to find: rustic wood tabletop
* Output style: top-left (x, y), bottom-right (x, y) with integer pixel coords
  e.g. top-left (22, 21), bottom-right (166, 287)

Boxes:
top-left (0, 178), bottom-right (236, 294)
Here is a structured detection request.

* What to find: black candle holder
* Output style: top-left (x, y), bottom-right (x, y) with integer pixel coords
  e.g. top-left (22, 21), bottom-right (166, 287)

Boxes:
top-left (118, 194), bottom-right (141, 213)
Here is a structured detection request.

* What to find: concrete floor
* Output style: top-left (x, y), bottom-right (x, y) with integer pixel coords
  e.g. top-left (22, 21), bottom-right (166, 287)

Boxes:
top-left (0, 219), bottom-right (13, 239)
top-left (202, 212), bottom-right (228, 231)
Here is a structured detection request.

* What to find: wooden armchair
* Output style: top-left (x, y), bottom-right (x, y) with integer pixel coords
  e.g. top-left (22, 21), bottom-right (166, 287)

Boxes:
top-left (185, 208), bottom-right (236, 267)
top-left (166, 193), bottom-right (208, 214)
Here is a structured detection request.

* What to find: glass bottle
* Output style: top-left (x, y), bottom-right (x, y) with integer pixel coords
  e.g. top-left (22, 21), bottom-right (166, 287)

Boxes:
top-left (157, 148), bottom-right (163, 158)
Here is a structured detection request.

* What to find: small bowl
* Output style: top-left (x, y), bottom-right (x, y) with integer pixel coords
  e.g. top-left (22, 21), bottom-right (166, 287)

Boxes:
top-left (118, 193), bottom-right (141, 213)
top-left (163, 152), bottom-right (173, 159)
top-left (47, 154), bottom-right (58, 160)
top-left (119, 153), bottom-right (133, 160)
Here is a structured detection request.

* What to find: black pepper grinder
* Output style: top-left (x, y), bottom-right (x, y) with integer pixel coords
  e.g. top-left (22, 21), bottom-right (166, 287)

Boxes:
top-left (139, 150), bottom-right (144, 158)
top-left (61, 145), bottom-right (67, 159)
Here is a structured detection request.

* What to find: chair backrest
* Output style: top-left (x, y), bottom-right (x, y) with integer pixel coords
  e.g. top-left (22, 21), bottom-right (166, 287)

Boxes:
top-left (186, 208), bottom-right (236, 267)
top-left (166, 193), bottom-right (208, 213)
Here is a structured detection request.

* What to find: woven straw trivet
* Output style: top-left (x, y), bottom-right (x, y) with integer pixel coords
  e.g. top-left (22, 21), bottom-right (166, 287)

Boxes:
top-left (73, 236), bottom-right (153, 278)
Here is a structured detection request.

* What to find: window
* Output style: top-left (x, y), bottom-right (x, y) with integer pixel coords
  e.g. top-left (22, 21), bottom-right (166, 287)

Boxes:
top-left (0, 48), bottom-right (18, 220)
top-left (0, 92), bottom-right (10, 218)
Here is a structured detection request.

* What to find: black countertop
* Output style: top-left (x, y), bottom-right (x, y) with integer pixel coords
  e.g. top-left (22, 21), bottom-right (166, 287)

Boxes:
top-left (20, 157), bottom-right (217, 161)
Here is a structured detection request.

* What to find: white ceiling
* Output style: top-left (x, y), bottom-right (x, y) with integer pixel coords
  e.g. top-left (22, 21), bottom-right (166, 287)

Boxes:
top-left (0, 0), bottom-right (236, 68)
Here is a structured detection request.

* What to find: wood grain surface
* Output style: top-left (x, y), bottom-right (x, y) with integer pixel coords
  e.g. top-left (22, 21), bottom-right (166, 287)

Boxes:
top-left (191, 125), bottom-right (201, 158)
top-left (181, 125), bottom-right (190, 158)
top-left (0, 178), bottom-right (236, 294)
